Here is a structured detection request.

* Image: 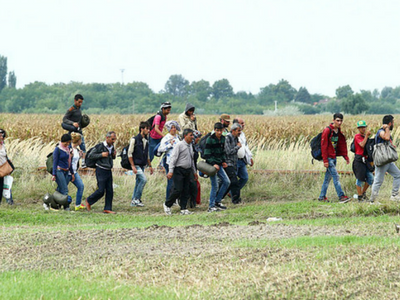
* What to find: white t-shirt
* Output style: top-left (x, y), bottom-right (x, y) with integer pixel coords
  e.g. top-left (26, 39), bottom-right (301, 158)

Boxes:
top-left (71, 147), bottom-right (80, 174)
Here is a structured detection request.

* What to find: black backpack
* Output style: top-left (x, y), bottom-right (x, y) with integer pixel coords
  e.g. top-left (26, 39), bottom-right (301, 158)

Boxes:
top-left (120, 145), bottom-right (132, 170)
top-left (147, 112), bottom-right (166, 130)
top-left (350, 139), bottom-right (356, 153)
top-left (350, 138), bottom-right (375, 161)
top-left (310, 127), bottom-right (331, 161)
top-left (198, 132), bottom-right (212, 159)
top-left (85, 144), bottom-right (103, 168)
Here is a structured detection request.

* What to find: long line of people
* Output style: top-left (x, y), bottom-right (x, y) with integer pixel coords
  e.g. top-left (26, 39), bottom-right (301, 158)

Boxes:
top-left (44, 94), bottom-right (253, 214)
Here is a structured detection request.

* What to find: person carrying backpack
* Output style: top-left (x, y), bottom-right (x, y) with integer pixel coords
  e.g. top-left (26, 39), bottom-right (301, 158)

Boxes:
top-left (318, 113), bottom-right (350, 203)
top-left (370, 115), bottom-right (400, 203)
top-left (148, 102), bottom-right (172, 162)
top-left (69, 132), bottom-right (85, 211)
top-left (85, 131), bottom-right (117, 214)
top-left (352, 120), bottom-right (374, 202)
top-left (128, 122), bottom-right (154, 207)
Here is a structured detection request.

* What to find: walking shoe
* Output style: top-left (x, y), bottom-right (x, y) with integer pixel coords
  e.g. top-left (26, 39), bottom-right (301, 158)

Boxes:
top-left (75, 204), bottom-right (86, 211)
top-left (339, 195), bottom-right (350, 203)
top-left (85, 198), bottom-right (91, 211)
top-left (207, 207), bottom-right (220, 213)
top-left (362, 193), bottom-right (369, 202)
top-left (180, 209), bottom-right (193, 215)
top-left (130, 199), bottom-right (138, 207)
top-left (103, 210), bottom-right (116, 214)
top-left (318, 196), bottom-right (329, 202)
top-left (390, 194), bottom-right (400, 201)
top-left (136, 199), bottom-right (145, 207)
top-left (357, 195), bottom-right (364, 202)
top-left (43, 203), bottom-right (50, 211)
top-left (6, 198), bottom-right (13, 205)
top-left (163, 203), bottom-right (172, 215)
top-left (215, 202), bottom-right (227, 210)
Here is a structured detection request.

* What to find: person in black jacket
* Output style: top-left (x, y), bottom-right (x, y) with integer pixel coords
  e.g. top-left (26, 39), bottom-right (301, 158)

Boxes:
top-left (85, 131), bottom-right (117, 214)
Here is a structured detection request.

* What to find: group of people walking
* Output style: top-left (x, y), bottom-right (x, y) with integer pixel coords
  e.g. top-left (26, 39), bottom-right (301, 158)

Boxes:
top-left (48, 95), bottom-right (254, 214)
top-left (318, 113), bottom-right (400, 204)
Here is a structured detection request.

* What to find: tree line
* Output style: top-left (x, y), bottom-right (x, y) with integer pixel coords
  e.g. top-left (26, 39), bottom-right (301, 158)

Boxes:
top-left (0, 55), bottom-right (399, 115)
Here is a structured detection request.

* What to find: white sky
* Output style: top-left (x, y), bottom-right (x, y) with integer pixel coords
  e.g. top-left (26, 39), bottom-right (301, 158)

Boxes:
top-left (1, 0), bottom-right (400, 96)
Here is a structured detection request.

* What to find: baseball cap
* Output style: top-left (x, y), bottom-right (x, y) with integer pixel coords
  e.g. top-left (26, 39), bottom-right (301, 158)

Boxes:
top-left (220, 114), bottom-right (230, 121)
top-left (357, 120), bottom-right (367, 128)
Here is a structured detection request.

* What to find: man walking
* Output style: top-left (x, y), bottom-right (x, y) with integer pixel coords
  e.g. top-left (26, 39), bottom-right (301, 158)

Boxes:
top-left (233, 118), bottom-right (254, 191)
top-left (318, 113), bottom-right (350, 203)
top-left (163, 129), bottom-right (198, 215)
top-left (62, 94), bottom-right (87, 167)
top-left (224, 123), bottom-right (242, 204)
top-left (86, 131), bottom-right (117, 214)
top-left (204, 122), bottom-right (231, 212)
top-left (219, 114), bottom-right (231, 136)
top-left (128, 121), bottom-right (154, 207)
top-left (352, 120), bottom-right (374, 202)
top-left (179, 103), bottom-right (197, 132)
top-left (370, 115), bottom-right (400, 203)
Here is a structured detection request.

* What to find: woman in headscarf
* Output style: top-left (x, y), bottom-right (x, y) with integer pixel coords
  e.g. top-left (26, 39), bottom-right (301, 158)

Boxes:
top-left (69, 132), bottom-right (85, 211)
top-left (158, 120), bottom-right (181, 202)
top-left (52, 133), bottom-right (73, 210)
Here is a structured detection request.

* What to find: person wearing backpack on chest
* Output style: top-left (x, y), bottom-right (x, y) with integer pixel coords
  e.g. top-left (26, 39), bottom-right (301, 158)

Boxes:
top-left (370, 115), bottom-right (400, 203)
top-left (148, 102), bottom-right (171, 162)
top-left (318, 113), bottom-right (350, 203)
top-left (85, 131), bottom-right (117, 214)
top-left (352, 121), bottom-right (374, 202)
top-left (128, 122), bottom-right (154, 207)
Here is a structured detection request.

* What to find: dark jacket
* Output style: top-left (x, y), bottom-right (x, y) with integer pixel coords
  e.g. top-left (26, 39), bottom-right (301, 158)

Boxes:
top-left (224, 133), bottom-right (240, 168)
top-left (63, 105), bottom-right (82, 131)
top-left (132, 133), bottom-right (149, 167)
top-left (321, 123), bottom-right (348, 164)
top-left (88, 142), bottom-right (116, 170)
top-left (204, 133), bottom-right (226, 165)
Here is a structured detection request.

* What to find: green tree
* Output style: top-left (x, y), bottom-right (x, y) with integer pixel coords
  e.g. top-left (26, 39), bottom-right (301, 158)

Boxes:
top-left (188, 80), bottom-right (211, 102)
top-left (8, 71), bottom-right (16, 88)
top-left (164, 74), bottom-right (189, 97)
top-left (294, 87), bottom-right (311, 103)
top-left (341, 93), bottom-right (369, 114)
top-left (0, 55), bottom-right (7, 92)
top-left (212, 79), bottom-right (233, 100)
top-left (336, 85), bottom-right (353, 99)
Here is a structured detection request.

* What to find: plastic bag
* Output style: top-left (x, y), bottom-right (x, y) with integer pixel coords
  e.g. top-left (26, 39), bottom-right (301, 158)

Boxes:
top-left (3, 175), bottom-right (13, 199)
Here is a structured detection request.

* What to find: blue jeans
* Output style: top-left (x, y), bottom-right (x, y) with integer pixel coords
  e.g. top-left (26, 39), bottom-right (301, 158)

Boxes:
top-left (209, 166), bottom-right (231, 208)
top-left (149, 137), bottom-right (161, 162)
top-left (319, 158), bottom-right (345, 199)
top-left (69, 172), bottom-right (85, 206)
top-left (132, 165), bottom-right (147, 200)
top-left (55, 169), bottom-right (69, 195)
top-left (164, 161), bottom-right (173, 202)
top-left (372, 162), bottom-right (400, 196)
top-left (237, 159), bottom-right (249, 190)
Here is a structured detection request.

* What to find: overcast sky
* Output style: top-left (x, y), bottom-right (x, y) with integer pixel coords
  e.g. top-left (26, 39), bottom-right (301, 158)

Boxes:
top-left (1, 0), bottom-right (400, 96)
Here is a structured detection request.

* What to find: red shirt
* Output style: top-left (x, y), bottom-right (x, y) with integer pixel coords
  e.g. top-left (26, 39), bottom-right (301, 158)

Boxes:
top-left (354, 133), bottom-right (366, 157)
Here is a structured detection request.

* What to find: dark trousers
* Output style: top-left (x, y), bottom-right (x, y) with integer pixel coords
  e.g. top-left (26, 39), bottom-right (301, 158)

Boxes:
top-left (189, 176), bottom-right (198, 208)
top-left (224, 166), bottom-right (241, 203)
top-left (87, 167), bottom-right (113, 211)
top-left (165, 167), bottom-right (191, 210)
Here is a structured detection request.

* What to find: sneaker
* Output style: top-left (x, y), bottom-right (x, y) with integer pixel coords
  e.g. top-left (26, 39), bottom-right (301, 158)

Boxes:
top-left (6, 198), bottom-right (13, 205)
top-left (173, 200), bottom-right (179, 207)
top-left (357, 195), bottom-right (364, 202)
top-left (136, 199), bottom-right (144, 207)
top-left (43, 203), bottom-right (50, 211)
top-left (318, 196), bottom-right (329, 202)
top-left (362, 193), bottom-right (369, 202)
top-left (130, 199), bottom-right (138, 207)
top-left (180, 209), bottom-right (193, 215)
top-left (207, 207), bottom-right (220, 213)
top-left (215, 202), bottom-right (227, 210)
top-left (390, 194), bottom-right (400, 201)
top-left (339, 195), bottom-right (350, 203)
top-left (163, 203), bottom-right (172, 215)
top-left (75, 204), bottom-right (86, 211)
top-left (81, 162), bottom-right (87, 169)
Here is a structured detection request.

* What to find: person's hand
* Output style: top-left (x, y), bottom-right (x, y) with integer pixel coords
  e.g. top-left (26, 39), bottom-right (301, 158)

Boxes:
top-left (346, 159), bottom-right (350, 165)
top-left (71, 174), bottom-right (75, 182)
top-left (214, 164), bottom-right (220, 171)
top-left (194, 173), bottom-right (198, 181)
top-left (250, 158), bottom-right (254, 167)
top-left (52, 175), bottom-right (56, 181)
top-left (101, 152), bottom-right (109, 157)
top-left (366, 130), bottom-right (371, 137)
top-left (222, 162), bottom-right (228, 168)
top-left (170, 140), bottom-right (174, 144)
top-left (190, 115), bottom-right (196, 121)
top-left (167, 172), bottom-right (173, 180)
top-left (237, 142), bottom-right (242, 148)
top-left (382, 124), bottom-right (388, 130)
top-left (324, 162), bottom-right (329, 168)
top-left (131, 166), bottom-right (137, 174)
top-left (149, 167), bottom-right (154, 175)
top-left (79, 150), bottom-right (83, 158)
top-left (73, 122), bottom-right (79, 128)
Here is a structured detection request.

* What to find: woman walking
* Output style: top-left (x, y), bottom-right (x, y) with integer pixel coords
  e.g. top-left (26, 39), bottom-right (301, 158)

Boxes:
top-left (52, 134), bottom-right (73, 210)
top-left (158, 121), bottom-right (181, 202)
top-left (69, 132), bottom-right (85, 210)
